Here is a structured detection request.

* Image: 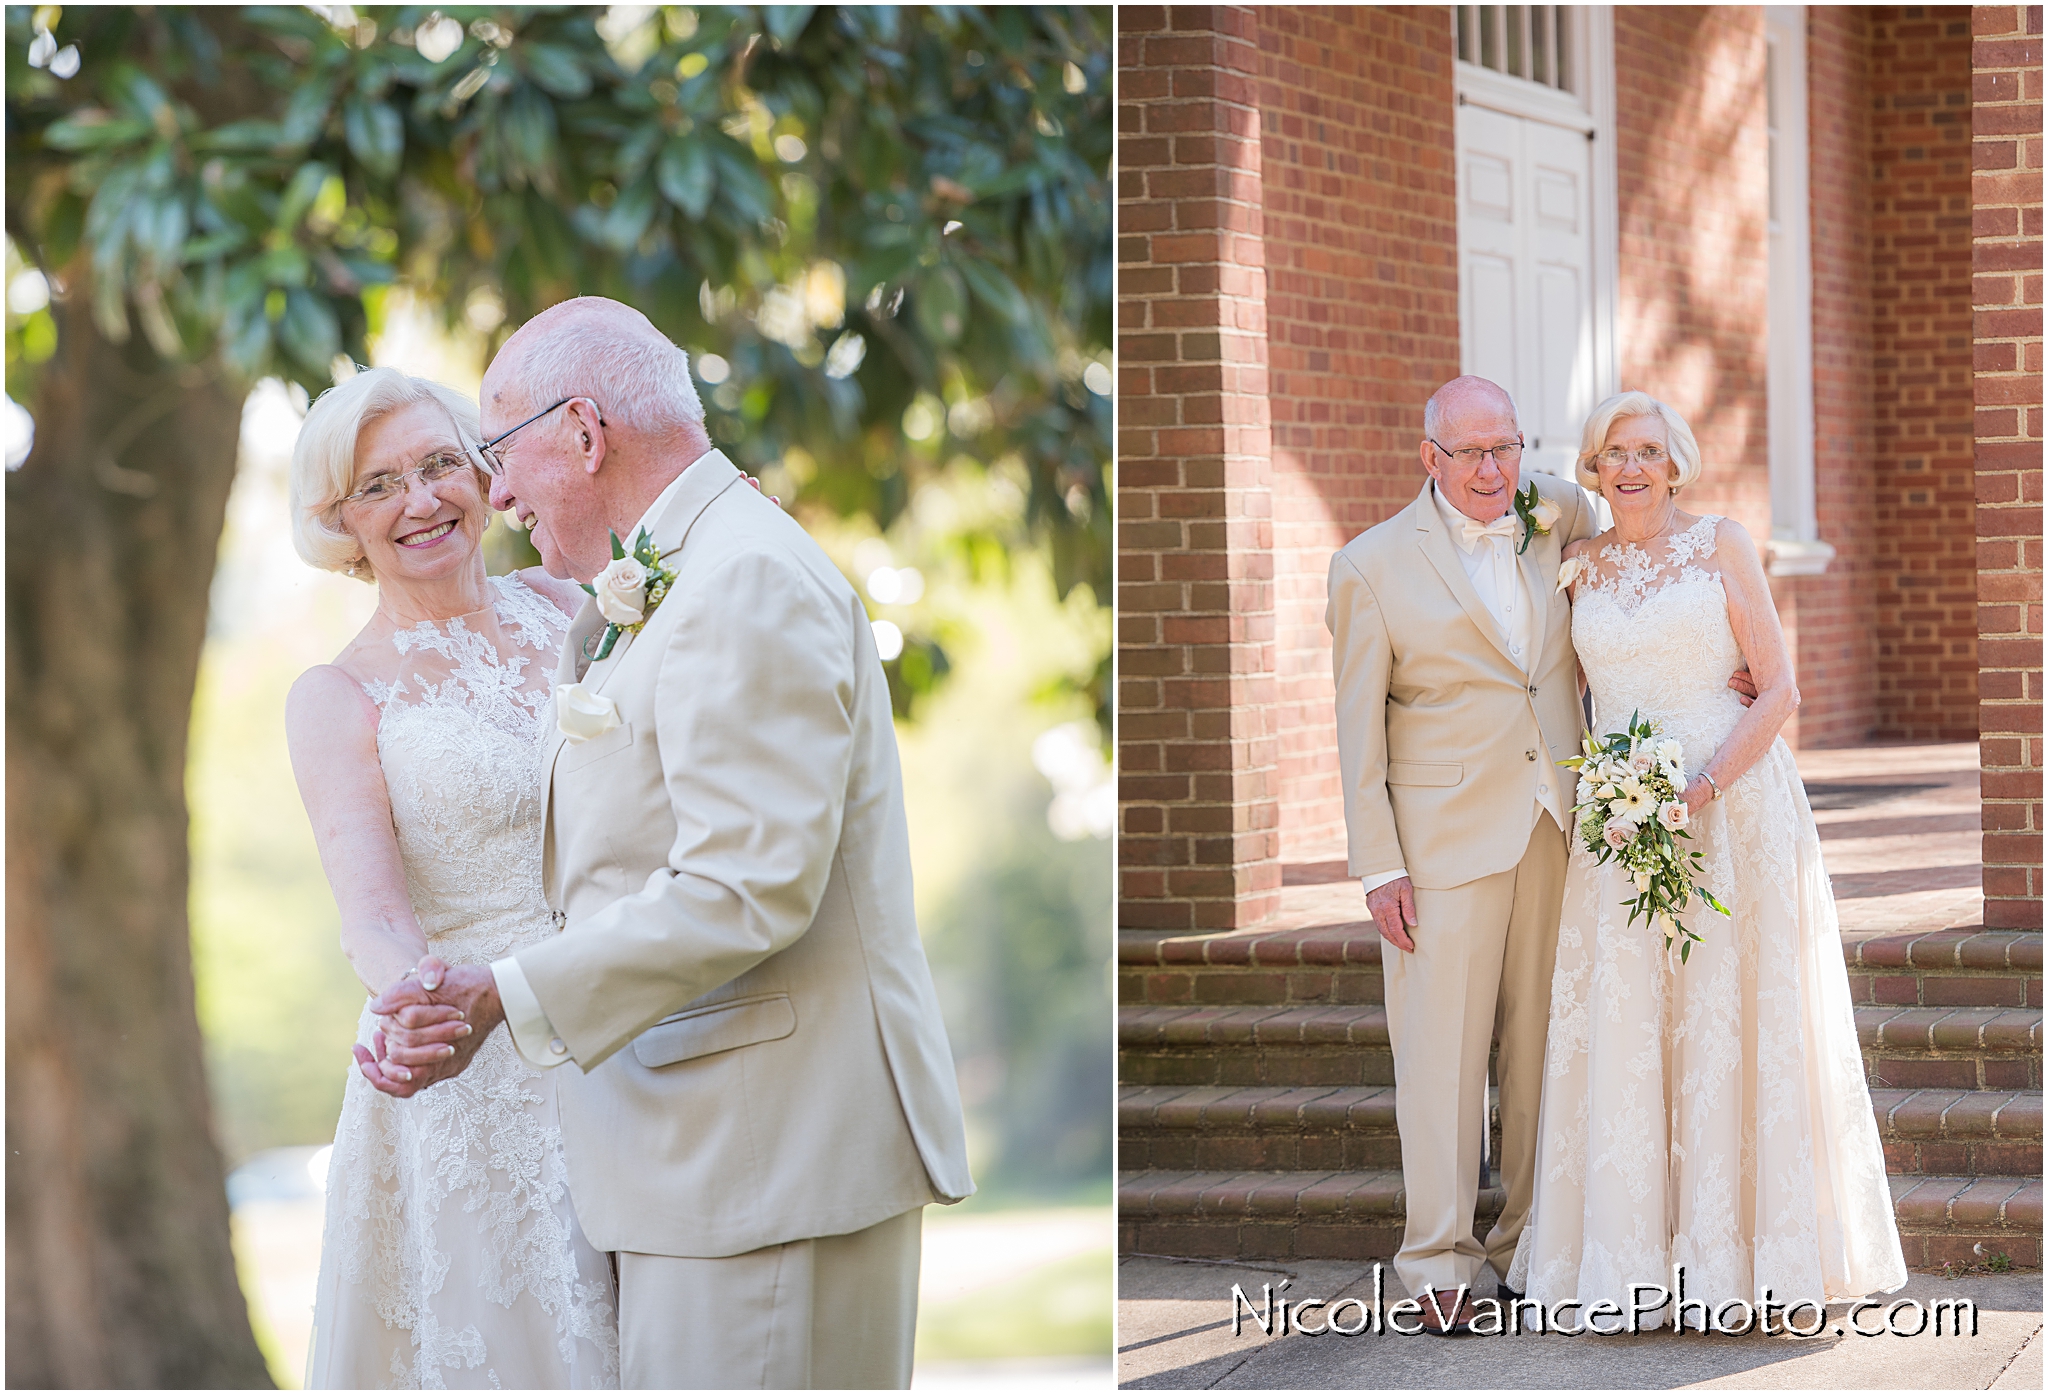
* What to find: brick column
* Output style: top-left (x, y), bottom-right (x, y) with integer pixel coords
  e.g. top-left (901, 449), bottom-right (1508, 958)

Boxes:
top-left (1971, 4), bottom-right (2043, 928)
top-left (1118, 5), bottom-right (1280, 932)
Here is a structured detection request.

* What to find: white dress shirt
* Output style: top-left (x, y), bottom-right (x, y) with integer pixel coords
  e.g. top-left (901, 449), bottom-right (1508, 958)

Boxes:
top-left (491, 454), bottom-right (713, 1069)
top-left (1361, 482), bottom-right (1561, 897)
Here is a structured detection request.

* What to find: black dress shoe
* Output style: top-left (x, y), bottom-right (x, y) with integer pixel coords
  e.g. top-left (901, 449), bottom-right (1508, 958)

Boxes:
top-left (1497, 1283), bottom-right (1524, 1303)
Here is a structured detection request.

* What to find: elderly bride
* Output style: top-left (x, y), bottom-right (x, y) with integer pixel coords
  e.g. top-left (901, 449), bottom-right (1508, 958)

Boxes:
top-left (284, 366), bottom-right (618, 1387)
top-left (1508, 390), bottom-right (1905, 1329)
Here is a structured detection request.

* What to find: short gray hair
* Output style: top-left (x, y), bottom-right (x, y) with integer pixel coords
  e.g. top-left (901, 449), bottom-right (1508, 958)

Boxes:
top-left (1423, 377), bottom-right (1520, 441)
top-left (290, 367), bottom-right (482, 582)
top-left (1575, 390), bottom-right (1704, 491)
top-left (508, 301), bottom-right (705, 433)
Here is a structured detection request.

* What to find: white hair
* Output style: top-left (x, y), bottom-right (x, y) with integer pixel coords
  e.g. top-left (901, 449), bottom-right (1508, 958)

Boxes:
top-left (1575, 390), bottom-right (1704, 491)
top-left (507, 302), bottom-right (705, 434)
top-left (1423, 376), bottom-right (1520, 441)
top-left (290, 367), bottom-right (483, 583)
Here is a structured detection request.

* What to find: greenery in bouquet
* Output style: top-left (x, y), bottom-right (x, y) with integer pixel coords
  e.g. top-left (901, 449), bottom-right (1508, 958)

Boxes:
top-left (1561, 711), bottom-right (1730, 963)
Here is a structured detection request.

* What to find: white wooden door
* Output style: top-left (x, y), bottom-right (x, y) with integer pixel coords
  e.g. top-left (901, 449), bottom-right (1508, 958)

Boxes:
top-left (1456, 104), bottom-right (1597, 487)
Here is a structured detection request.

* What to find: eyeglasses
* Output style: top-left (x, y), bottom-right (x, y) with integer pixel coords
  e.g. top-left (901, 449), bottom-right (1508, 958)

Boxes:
top-left (1596, 445), bottom-right (1670, 469)
top-left (1430, 436), bottom-right (1524, 467)
top-left (476, 396), bottom-right (606, 476)
top-left (341, 450), bottom-right (476, 506)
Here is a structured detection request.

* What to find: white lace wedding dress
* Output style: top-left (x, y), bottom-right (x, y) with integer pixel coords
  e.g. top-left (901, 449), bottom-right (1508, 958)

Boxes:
top-left (305, 574), bottom-right (620, 1389)
top-left (1507, 516), bottom-right (1906, 1324)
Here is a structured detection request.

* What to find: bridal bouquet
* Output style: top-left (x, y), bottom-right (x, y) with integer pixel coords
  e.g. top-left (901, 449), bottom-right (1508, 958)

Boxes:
top-left (1560, 712), bottom-right (1730, 963)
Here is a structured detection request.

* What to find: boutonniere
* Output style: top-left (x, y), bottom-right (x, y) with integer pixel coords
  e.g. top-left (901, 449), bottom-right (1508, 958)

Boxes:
top-left (582, 528), bottom-right (676, 662)
top-left (1555, 554), bottom-right (1586, 594)
top-left (1512, 481), bottom-right (1563, 555)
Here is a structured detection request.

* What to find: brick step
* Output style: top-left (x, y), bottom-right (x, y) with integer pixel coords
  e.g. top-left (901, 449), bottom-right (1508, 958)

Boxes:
top-left (1120, 928), bottom-right (2042, 1011)
top-left (1873, 1088), bottom-right (2043, 1175)
top-left (1117, 1001), bottom-right (2041, 1089)
top-left (1847, 930), bottom-right (2042, 1008)
top-left (1121, 1083), bottom-right (2043, 1179)
top-left (1117, 1168), bottom-right (1504, 1263)
top-left (1118, 1168), bottom-right (2043, 1270)
top-left (1858, 1005), bottom-right (2042, 1090)
top-left (1119, 1004), bottom-right (1401, 1087)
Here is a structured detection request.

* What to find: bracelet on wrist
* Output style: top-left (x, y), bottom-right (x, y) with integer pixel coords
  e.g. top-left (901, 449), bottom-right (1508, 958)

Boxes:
top-left (1702, 771), bottom-right (1722, 802)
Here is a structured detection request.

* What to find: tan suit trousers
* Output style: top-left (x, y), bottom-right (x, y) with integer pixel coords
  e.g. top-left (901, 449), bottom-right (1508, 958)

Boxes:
top-left (616, 1207), bottom-right (923, 1389)
top-left (1382, 813), bottom-right (1566, 1298)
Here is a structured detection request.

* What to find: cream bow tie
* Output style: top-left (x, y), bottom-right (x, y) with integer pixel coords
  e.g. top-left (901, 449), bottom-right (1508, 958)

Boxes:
top-left (1460, 514), bottom-right (1519, 545)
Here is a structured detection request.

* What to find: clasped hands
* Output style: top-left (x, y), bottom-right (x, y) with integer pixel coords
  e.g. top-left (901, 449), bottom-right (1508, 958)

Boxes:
top-left (354, 955), bottom-right (506, 1099)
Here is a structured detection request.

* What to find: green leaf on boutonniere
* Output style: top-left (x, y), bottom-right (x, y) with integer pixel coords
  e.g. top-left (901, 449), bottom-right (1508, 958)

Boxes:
top-left (610, 529), bottom-right (627, 561)
top-left (1511, 481), bottom-right (1542, 556)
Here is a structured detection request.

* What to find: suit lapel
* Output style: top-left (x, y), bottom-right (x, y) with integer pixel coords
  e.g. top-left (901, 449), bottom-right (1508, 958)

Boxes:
top-left (1518, 514), bottom-right (1555, 679)
top-left (1414, 482), bottom-right (1518, 669)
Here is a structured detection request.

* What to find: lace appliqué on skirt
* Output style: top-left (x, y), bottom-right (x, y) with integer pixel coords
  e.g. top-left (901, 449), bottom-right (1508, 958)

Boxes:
top-left (307, 575), bottom-right (620, 1389)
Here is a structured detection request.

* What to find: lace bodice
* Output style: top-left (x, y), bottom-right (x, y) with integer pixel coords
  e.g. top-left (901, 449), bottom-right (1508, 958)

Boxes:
top-left (366, 573), bottom-right (568, 965)
top-left (1572, 515), bottom-right (1745, 766)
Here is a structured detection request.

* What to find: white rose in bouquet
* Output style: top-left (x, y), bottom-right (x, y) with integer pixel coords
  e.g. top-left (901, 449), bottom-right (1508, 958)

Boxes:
top-left (1634, 868), bottom-right (1653, 893)
top-left (1658, 800), bottom-right (1690, 831)
top-left (1602, 816), bottom-right (1635, 849)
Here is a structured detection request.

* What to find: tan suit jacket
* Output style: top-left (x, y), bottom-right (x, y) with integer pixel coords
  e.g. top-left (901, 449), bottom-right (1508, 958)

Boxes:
top-left (1326, 478), bottom-right (1600, 890)
top-left (519, 450), bottom-right (974, 1259)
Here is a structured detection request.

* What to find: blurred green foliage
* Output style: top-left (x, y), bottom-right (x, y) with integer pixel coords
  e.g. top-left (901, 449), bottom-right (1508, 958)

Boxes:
top-left (5, 2), bottom-right (1110, 721)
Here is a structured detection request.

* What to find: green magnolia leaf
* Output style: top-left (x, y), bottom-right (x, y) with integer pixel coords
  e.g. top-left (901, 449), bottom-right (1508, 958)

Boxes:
top-left (601, 176), bottom-right (658, 251)
top-left (519, 43), bottom-right (592, 99)
top-left (277, 288), bottom-right (340, 372)
top-left (913, 265), bottom-right (967, 344)
top-left (44, 112), bottom-right (150, 150)
top-left (957, 257), bottom-right (1028, 326)
top-left (763, 6), bottom-right (817, 44)
top-left (343, 97), bottom-right (404, 180)
top-left (656, 137), bottom-right (714, 219)
top-left (276, 161), bottom-right (332, 232)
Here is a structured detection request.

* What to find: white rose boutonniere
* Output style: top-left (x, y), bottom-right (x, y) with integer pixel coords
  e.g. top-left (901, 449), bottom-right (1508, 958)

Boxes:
top-left (594, 556), bottom-right (649, 625)
top-left (556, 683), bottom-right (621, 742)
top-left (579, 528), bottom-right (678, 661)
top-left (1511, 481), bottom-right (1559, 554)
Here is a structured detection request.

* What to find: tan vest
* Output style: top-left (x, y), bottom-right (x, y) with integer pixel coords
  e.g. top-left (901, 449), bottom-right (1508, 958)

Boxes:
top-left (519, 451), bottom-right (974, 1258)
top-left (1326, 478), bottom-right (1600, 890)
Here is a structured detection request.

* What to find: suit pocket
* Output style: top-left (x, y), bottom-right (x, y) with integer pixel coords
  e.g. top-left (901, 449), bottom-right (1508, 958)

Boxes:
top-left (631, 992), bottom-right (797, 1069)
top-left (560, 721), bottom-right (634, 771)
top-left (1387, 759), bottom-right (1463, 788)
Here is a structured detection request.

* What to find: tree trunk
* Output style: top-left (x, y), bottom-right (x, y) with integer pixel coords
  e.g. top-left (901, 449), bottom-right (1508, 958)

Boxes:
top-left (6, 298), bottom-right (271, 1387)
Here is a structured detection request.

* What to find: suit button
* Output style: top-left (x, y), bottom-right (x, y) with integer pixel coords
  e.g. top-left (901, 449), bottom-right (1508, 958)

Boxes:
top-left (548, 1037), bottom-right (568, 1056)
top-left (1528, 685), bottom-right (1538, 696)
top-left (1525, 750), bottom-right (1537, 761)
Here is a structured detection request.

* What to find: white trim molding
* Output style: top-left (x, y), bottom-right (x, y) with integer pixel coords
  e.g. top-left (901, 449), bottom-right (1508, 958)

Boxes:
top-left (1763, 5), bottom-right (1832, 578)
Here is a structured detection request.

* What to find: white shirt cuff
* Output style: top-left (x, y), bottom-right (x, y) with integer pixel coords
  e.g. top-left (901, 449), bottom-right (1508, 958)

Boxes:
top-left (1361, 868), bottom-right (1409, 896)
top-left (492, 957), bottom-right (572, 1069)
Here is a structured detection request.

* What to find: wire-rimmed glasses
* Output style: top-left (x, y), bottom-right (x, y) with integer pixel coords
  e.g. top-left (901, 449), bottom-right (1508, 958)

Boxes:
top-left (476, 396), bottom-right (607, 476)
top-left (1429, 436), bottom-right (1525, 467)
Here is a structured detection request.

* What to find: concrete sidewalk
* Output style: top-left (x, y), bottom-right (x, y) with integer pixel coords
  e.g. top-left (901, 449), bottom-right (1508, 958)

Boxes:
top-left (1117, 1255), bottom-right (2042, 1389)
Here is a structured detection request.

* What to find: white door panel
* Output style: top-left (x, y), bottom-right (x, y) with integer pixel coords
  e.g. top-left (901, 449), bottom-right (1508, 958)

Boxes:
top-left (1457, 102), bottom-right (1597, 491)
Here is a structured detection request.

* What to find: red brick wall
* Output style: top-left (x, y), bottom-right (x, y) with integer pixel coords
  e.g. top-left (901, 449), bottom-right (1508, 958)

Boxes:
top-left (1870, 5), bottom-right (1980, 742)
top-left (1118, 5), bottom-right (1283, 931)
top-left (1800, 7), bottom-right (1884, 748)
top-left (1611, 7), bottom-right (1774, 542)
top-left (1257, 5), bottom-right (1460, 862)
top-left (1970, 3), bottom-right (2043, 927)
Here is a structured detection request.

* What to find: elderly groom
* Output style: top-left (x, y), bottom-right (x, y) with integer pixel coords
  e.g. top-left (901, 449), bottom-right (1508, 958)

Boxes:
top-left (1325, 376), bottom-right (1598, 1331)
top-left (367, 297), bottom-right (974, 1387)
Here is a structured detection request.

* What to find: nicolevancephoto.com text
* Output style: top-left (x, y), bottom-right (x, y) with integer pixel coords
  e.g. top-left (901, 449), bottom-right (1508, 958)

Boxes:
top-left (1231, 1266), bottom-right (1983, 1340)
